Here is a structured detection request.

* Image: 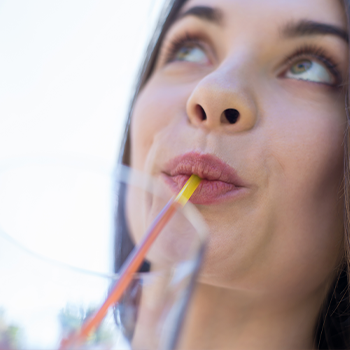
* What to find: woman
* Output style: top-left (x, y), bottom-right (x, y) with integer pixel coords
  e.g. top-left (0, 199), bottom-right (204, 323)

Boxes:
top-left (116, 0), bottom-right (350, 348)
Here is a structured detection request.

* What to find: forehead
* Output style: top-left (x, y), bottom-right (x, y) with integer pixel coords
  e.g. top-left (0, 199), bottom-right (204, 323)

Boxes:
top-left (181, 0), bottom-right (347, 29)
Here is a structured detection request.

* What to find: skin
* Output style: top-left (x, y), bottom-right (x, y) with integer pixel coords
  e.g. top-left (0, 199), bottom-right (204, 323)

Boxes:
top-left (129, 0), bottom-right (348, 349)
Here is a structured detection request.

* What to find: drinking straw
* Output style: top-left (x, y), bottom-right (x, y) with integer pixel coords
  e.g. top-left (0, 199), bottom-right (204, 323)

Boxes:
top-left (60, 174), bottom-right (201, 349)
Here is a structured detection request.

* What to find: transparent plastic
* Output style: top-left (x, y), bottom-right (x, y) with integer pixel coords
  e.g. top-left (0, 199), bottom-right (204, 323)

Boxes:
top-left (0, 159), bottom-right (208, 349)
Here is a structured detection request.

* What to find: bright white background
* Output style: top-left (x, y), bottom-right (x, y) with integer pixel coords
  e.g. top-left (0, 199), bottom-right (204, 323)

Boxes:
top-left (0, 0), bottom-right (167, 262)
top-left (0, 1), bottom-right (167, 348)
top-left (0, 0), bottom-right (165, 164)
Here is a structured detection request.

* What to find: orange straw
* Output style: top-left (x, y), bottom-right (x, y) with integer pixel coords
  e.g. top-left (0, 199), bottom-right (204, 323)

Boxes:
top-left (60, 174), bottom-right (201, 349)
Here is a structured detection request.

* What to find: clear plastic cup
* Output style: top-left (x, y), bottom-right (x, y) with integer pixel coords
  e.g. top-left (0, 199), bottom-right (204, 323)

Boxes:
top-left (0, 158), bottom-right (208, 349)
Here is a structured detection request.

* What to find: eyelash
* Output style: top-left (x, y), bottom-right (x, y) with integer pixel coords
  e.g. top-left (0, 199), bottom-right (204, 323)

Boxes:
top-left (161, 33), bottom-right (342, 85)
top-left (162, 32), bottom-right (208, 64)
top-left (281, 44), bottom-right (341, 85)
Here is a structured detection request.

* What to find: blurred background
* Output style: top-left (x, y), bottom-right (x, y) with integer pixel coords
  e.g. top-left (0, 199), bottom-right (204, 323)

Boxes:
top-left (0, 0), bottom-right (167, 261)
top-left (0, 0), bottom-right (165, 165)
top-left (0, 1), bottom-right (167, 347)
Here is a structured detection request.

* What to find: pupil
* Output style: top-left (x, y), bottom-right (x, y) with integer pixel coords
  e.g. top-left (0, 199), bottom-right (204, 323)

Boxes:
top-left (178, 47), bottom-right (191, 59)
top-left (292, 60), bottom-right (312, 74)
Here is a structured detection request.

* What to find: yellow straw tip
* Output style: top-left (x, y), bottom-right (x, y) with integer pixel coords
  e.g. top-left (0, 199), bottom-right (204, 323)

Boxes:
top-left (175, 174), bottom-right (201, 206)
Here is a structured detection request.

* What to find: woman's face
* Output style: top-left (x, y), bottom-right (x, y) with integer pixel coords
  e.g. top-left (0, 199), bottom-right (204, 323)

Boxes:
top-left (130, 0), bottom-right (348, 300)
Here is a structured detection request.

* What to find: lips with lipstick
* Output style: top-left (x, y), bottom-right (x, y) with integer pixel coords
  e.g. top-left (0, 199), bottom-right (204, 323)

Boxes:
top-left (161, 152), bottom-right (247, 205)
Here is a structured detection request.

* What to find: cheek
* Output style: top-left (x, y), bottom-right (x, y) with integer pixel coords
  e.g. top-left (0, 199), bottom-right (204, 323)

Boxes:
top-left (205, 91), bottom-right (347, 292)
top-left (261, 93), bottom-right (346, 283)
top-left (266, 93), bottom-right (345, 196)
top-left (130, 78), bottom-right (192, 172)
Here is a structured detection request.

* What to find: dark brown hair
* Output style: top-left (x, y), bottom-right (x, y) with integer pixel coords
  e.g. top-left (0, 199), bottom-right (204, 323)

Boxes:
top-left (115, 1), bottom-right (350, 348)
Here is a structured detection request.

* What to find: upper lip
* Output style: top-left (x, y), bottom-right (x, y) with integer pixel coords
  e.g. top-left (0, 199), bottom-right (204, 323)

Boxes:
top-left (163, 152), bottom-right (245, 187)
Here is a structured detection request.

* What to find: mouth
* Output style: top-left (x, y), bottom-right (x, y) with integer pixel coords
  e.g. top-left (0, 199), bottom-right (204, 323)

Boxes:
top-left (161, 152), bottom-right (248, 205)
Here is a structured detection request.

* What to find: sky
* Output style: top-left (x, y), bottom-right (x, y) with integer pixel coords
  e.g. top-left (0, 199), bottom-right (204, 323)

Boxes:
top-left (0, 1), bottom-right (166, 348)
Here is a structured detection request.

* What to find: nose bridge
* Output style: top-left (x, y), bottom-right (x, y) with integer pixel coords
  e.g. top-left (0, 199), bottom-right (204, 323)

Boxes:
top-left (186, 52), bottom-right (258, 132)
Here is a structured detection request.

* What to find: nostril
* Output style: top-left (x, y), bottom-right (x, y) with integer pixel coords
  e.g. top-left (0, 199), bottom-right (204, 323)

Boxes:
top-left (195, 105), bottom-right (207, 121)
top-left (224, 109), bottom-right (240, 124)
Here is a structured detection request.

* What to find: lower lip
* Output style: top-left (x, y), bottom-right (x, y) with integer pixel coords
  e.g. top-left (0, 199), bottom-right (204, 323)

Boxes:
top-left (161, 174), bottom-right (247, 205)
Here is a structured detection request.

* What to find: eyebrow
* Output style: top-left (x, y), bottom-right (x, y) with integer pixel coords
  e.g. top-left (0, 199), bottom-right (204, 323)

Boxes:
top-left (176, 6), bottom-right (223, 26)
top-left (176, 7), bottom-right (348, 44)
top-left (282, 20), bottom-right (348, 43)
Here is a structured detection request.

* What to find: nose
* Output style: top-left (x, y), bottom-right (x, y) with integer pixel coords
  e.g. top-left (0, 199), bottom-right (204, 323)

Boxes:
top-left (186, 64), bottom-right (258, 132)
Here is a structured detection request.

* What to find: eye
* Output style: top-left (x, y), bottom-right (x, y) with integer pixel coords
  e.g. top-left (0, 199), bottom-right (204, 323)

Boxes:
top-left (173, 45), bottom-right (208, 64)
top-left (285, 59), bottom-right (334, 85)
top-left (162, 32), bottom-right (211, 66)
